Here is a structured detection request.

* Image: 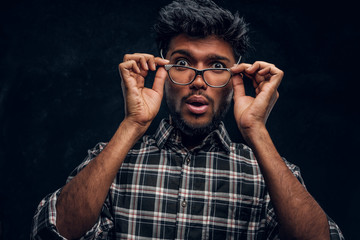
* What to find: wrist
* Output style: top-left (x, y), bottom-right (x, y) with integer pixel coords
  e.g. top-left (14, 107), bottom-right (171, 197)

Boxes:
top-left (239, 122), bottom-right (268, 147)
top-left (118, 118), bottom-right (149, 141)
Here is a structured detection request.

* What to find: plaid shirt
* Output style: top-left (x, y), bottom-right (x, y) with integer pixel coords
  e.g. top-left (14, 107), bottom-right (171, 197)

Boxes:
top-left (31, 119), bottom-right (344, 239)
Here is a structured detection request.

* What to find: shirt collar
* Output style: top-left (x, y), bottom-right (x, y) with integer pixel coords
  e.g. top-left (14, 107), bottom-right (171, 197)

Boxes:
top-left (154, 118), bottom-right (232, 153)
top-left (154, 118), bottom-right (175, 149)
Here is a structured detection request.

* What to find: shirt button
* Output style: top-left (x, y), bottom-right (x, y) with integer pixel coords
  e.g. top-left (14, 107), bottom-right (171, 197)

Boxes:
top-left (186, 157), bottom-right (191, 164)
top-left (181, 200), bottom-right (187, 208)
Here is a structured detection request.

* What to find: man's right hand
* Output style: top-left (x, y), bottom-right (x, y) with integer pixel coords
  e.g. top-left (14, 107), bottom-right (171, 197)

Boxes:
top-left (56, 54), bottom-right (169, 240)
top-left (118, 53), bottom-right (169, 129)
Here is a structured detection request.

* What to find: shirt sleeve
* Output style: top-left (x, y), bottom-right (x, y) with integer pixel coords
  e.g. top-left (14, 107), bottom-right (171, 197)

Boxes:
top-left (264, 158), bottom-right (344, 240)
top-left (31, 142), bottom-right (114, 240)
top-left (328, 216), bottom-right (345, 240)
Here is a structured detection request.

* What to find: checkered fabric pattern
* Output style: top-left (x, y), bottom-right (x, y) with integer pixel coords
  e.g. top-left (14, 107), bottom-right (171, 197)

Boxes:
top-left (31, 119), bottom-right (344, 239)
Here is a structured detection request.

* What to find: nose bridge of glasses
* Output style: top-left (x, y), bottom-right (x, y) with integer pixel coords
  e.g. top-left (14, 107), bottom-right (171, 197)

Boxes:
top-left (194, 69), bottom-right (205, 80)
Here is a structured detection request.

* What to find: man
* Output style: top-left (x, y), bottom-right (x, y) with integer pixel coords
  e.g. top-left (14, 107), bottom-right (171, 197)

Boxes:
top-left (31, 0), bottom-right (344, 239)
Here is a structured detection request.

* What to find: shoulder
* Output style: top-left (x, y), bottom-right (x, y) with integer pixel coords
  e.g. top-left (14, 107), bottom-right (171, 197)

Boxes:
top-left (127, 134), bottom-right (160, 155)
top-left (229, 142), bottom-right (257, 164)
top-left (229, 142), bottom-right (301, 177)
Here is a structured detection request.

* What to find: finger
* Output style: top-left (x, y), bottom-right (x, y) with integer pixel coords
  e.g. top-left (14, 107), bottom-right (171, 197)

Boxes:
top-left (152, 67), bottom-right (167, 96)
top-left (118, 61), bottom-right (145, 90)
top-left (246, 61), bottom-right (278, 77)
top-left (119, 60), bottom-right (141, 76)
top-left (255, 86), bottom-right (260, 95)
top-left (244, 72), bottom-right (265, 85)
top-left (257, 65), bottom-right (282, 77)
top-left (252, 78), bottom-right (258, 89)
top-left (260, 66), bottom-right (284, 89)
top-left (148, 57), bottom-right (156, 71)
top-left (123, 53), bottom-right (132, 62)
top-left (124, 53), bottom-right (155, 71)
top-left (245, 61), bottom-right (267, 74)
top-left (270, 72), bottom-right (283, 90)
top-left (258, 66), bottom-right (273, 76)
top-left (246, 62), bottom-right (283, 86)
top-left (255, 81), bottom-right (267, 95)
top-left (139, 55), bottom-right (149, 71)
top-left (155, 57), bottom-right (170, 66)
top-left (230, 63), bottom-right (252, 74)
top-left (141, 54), bottom-right (158, 71)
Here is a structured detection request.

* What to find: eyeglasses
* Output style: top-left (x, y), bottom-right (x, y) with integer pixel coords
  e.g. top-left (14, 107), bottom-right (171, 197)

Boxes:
top-left (164, 64), bottom-right (233, 88)
top-left (160, 49), bottom-right (241, 88)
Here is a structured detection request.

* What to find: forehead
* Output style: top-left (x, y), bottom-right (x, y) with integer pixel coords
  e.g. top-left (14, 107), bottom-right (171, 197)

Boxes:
top-left (166, 34), bottom-right (236, 62)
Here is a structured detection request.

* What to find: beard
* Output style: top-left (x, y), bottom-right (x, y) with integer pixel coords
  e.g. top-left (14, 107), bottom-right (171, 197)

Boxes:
top-left (165, 91), bottom-right (232, 137)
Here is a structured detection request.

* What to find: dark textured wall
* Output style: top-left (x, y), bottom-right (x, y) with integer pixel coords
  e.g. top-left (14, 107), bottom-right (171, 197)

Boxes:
top-left (0, 0), bottom-right (358, 239)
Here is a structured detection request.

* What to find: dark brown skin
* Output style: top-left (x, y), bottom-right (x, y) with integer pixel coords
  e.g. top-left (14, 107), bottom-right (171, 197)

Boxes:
top-left (56, 34), bottom-right (330, 239)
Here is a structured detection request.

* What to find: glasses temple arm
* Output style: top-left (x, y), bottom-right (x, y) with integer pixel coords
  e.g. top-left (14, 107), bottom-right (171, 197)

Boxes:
top-left (160, 49), bottom-right (165, 59)
top-left (236, 55), bottom-right (242, 65)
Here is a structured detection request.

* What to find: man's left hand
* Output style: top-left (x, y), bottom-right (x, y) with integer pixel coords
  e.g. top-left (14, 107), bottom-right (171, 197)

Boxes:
top-left (231, 61), bottom-right (284, 139)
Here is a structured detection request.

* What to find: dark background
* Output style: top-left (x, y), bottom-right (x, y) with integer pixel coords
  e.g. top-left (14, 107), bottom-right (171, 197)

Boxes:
top-left (0, 0), bottom-right (358, 239)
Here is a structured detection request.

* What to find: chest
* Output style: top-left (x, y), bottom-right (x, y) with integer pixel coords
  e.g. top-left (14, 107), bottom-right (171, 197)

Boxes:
top-left (109, 150), bottom-right (268, 239)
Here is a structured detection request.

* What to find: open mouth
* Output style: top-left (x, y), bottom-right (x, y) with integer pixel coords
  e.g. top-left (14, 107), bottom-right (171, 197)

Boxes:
top-left (189, 101), bottom-right (205, 107)
top-left (185, 96), bottom-right (209, 115)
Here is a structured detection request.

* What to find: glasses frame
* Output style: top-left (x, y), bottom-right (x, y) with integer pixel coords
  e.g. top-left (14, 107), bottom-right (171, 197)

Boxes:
top-left (160, 49), bottom-right (242, 88)
top-left (164, 64), bottom-right (233, 88)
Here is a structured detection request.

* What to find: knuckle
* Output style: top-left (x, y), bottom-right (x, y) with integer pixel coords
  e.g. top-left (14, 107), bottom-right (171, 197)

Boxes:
top-left (128, 59), bottom-right (137, 65)
top-left (119, 61), bottom-right (127, 68)
top-left (123, 54), bottom-right (131, 61)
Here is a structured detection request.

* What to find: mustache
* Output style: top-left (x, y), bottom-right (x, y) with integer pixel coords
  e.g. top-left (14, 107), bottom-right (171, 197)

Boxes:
top-left (181, 91), bottom-right (214, 105)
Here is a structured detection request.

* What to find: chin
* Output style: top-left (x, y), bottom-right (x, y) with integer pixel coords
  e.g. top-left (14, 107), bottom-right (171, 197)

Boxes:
top-left (172, 112), bottom-right (220, 137)
top-left (184, 114), bottom-right (212, 127)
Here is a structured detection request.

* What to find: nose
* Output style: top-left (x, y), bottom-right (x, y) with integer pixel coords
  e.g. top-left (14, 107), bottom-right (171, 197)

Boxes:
top-left (190, 72), bottom-right (207, 90)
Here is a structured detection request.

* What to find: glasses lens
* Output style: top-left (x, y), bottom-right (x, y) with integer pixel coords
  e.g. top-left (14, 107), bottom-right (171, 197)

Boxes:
top-left (168, 66), bottom-right (231, 87)
top-left (203, 69), bottom-right (231, 87)
top-left (169, 66), bottom-right (195, 84)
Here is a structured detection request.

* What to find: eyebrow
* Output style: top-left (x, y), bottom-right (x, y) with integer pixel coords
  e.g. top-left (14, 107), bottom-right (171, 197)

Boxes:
top-left (170, 49), bottom-right (231, 63)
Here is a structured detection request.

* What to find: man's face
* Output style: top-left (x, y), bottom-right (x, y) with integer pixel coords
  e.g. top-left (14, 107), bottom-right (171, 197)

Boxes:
top-left (164, 34), bottom-right (235, 136)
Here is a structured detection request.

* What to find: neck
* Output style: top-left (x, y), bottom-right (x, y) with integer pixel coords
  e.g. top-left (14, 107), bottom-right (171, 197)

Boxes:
top-left (181, 132), bottom-right (207, 150)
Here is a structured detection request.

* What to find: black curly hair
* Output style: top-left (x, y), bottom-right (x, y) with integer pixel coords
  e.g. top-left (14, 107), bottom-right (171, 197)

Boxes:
top-left (153, 0), bottom-right (250, 61)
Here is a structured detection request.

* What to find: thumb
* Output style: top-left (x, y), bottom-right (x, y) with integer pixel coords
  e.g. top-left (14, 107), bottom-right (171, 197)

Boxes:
top-left (232, 74), bottom-right (253, 117)
top-left (232, 74), bottom-right (246, 100)
top-left (152, 67), bottom-right (167, 96)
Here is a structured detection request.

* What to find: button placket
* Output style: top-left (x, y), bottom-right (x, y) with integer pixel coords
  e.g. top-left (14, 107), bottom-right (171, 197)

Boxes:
top-left (178, 153), bottom-right (191, 212)
top-left (184, 152), bottom-right (191, 165)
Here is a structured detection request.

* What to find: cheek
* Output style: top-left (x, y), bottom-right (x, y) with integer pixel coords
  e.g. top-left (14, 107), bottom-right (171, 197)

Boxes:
top-left (225, 87), bottom-right (234, 104)
top-left (214, 87), bottom-right (233, 110)
top-left (165, 82), bottom-right (181, 110)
